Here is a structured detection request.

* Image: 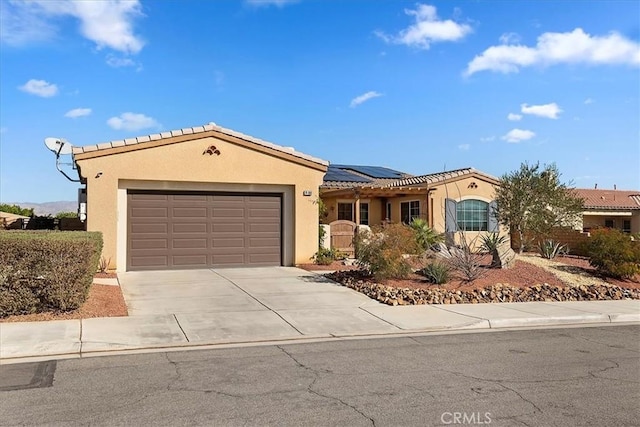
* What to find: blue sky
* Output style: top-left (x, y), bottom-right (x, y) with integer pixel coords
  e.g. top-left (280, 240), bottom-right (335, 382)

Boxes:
top-left (1, 0), bottom-right (639, 203)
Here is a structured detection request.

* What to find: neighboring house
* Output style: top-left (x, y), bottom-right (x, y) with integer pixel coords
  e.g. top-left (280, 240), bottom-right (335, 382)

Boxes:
top-left (320, 165), bottom-right (503, 242)
top-left (72, 123), bottom-right (328, 271)
top-left (573, 188), bottom-right (640, 234)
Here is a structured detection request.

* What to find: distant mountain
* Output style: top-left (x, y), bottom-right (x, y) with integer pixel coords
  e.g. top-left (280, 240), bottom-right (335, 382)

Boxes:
top-left (5, 201), bottom-right (76, 216)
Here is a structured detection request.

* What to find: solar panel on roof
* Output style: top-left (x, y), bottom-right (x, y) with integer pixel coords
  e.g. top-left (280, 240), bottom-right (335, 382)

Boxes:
top-left (341, 165), bottom-right (405, 179)
top-left (324, 167), bottom-right (372, 182)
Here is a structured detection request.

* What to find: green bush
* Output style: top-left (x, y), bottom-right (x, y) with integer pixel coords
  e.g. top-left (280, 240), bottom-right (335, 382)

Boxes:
top-left (312, 247), bottom-right (339, 265)
top-left (0, 231), bottom-right (103, 317)
top-left (538, 239), bottom-right (568, 259)
top-left (355, 223), bottom-right (419, 280)
top-left (419, 261), bottom-right (450, 284)
top-left (409, 218), bottom-right (444, 252)
top-left (587, 228), bottom-right (640, 279)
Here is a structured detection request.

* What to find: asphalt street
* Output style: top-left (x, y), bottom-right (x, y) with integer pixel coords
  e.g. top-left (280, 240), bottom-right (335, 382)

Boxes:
top-left (1, 325), bottom-right (638, 426)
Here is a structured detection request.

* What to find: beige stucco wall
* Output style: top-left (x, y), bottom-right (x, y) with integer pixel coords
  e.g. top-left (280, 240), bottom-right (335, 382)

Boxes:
top-left (582, 211), bottom-right (639, 234)
top-left (75, 135), bottom-right (326, 271)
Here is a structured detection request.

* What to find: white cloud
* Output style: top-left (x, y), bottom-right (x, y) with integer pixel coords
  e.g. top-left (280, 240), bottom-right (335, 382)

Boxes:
top-left (350, 91), bottom-right (382, 108)
top-left (106, 54), bottom-right (141, 69)
top-left (18, 79), bottom-right (58, 97)
top-left (465, 28), bottom-right (640, 76)
top-left (458, 144), bottom-right (470, 151)
top-left (499, 32), bottom-right (521, 45)
top-left (1, 0), bottom-right (144, 54)
top-left (479, 136), bottom-right (495, 142)
top-left (507, 113), bottom-right (522, 121)
top-left (584, 97), bottom-right (595, 105)
top-left (375, 3), bottom-right (472, 49)
top-left (502, 128), bottom-right (535, 143)
top-left (521, 102), bottom-right (562, 119)
top-left (107, 112), bottom-right (160, 131)
top-left (65, 108), bottom-right (92, 118)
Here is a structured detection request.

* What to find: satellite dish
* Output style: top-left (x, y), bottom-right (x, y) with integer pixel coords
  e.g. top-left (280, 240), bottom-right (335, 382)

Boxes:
top-left (44, 137), bottom-right (74, 155)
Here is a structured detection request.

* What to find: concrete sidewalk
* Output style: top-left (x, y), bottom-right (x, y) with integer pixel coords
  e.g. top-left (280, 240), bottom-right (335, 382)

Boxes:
top-left (1, 268), bottom-right (639, 363)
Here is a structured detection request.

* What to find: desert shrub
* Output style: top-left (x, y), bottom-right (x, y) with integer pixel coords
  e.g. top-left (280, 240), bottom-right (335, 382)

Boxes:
top-left (587, 228), bottom-right (640, 279)
top-left (355, 223), bottom-right (419, 280)
top-left (409, 218), bottom-right (444, 252)
top-left (312, 248), bottom-right (338, 265)
top-left (439, 234), bottom-right (486, 282)
top-left (419, 261), bottom-right (450, 284)
top-left (538, 239), bottom-right (568, 259)
top-left (0, 231), bottom-right (103, 317)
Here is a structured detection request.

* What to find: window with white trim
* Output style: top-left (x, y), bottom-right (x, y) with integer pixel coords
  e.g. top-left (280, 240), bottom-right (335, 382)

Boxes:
top-left (457, 199), bottom-right (489, 231)
top-left (445, 198), bottom-right (498, 232)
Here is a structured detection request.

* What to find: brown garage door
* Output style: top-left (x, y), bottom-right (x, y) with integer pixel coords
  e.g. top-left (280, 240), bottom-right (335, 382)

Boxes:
top-left (127, 192), bottom-right (281, 270)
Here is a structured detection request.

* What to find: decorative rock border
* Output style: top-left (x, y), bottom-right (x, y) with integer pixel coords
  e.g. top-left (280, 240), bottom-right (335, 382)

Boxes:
top-left (326, 271), bottom-right (640, 306)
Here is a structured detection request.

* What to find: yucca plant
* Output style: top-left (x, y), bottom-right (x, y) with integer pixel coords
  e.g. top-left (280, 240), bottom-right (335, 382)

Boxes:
top-left (538, 239), bottom-right (568, 260)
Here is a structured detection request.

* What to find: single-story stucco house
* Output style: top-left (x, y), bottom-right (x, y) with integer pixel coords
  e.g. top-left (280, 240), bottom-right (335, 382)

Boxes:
top-left (319, 165), bottom-right (503, 240)
top-left (72, 123), bottom-right (328, 272)
top-left (573, 188), bottom-right (640, 234)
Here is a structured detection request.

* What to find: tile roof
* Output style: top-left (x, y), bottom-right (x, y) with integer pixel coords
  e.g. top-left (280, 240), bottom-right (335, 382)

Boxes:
top-left (574, 188), bottom-right (640, 210)
top-left (72, 122), bottom-right (329, 166)
top-left (379, 167), bottom-right (499, 187)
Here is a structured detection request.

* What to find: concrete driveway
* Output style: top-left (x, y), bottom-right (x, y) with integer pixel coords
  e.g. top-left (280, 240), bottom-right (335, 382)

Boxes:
top-left (117, 267), bottom-right (403, 343)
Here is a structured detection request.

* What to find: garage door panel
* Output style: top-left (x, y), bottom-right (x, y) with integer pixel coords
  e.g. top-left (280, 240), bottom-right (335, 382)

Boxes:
top-left (212, 208), bottom-right (246, 217)
top-left (173, 207), bottom-right (208, 218)
top-left (129, 255), bottom-right (169, 268)
top-left (249, 237), bottom-right (280, 247)
top-left (172, 238), bottom-right (208, 249)
top-left (128, 192), bottom-right (281, 270)
top-left (212, 238), bottom-right (245, 248)
top-left (131, 239), bottom-right (168, 249)
top-left (211, 253), bottom-right (247, 264)
top-left (212, 223), bottom-right (245, 233)
top-left (131, 223), bottom-right (169, 233)
top-left (172, 255), bottom-right (208, 267)
top-left (173, 223), bottom-right (207, 233)
top-left (131, 207), bottom-right (169, 218)
top-left (249, 223), bottom-right (279, 233)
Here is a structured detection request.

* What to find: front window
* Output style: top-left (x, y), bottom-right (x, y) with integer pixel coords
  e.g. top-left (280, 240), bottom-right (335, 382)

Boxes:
top-left (386, 202), bottom-right (392, 221)
top-left (359, 203), bottom-right (369, 225)
top-left (623, 220), bottom-right (631, 233)
top-left (337, 203), bottom-right (353, 221)
top-left (605, 219), bottom-right (614, 228)
top-left (456, 199), bottom-right (488, 231)
top-left (401, 201), bottom-right (420, 224)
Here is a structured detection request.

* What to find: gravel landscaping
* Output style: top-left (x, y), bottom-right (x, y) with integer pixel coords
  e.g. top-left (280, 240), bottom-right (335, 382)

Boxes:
top-left (322, 254), bottom-right (640, 306)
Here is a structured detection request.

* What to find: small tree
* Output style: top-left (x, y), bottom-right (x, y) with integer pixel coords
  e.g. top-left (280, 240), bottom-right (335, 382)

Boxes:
top-left (493, 162), bottom-right (584, 254)
top-left (0, 203), bottom-right (34, 217)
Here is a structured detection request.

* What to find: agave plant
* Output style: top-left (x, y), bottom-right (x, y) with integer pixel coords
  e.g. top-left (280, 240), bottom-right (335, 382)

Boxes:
top-left (538, 239), bottom-right (568, 260)
top-left (479, 233), bottom-right (508, 254)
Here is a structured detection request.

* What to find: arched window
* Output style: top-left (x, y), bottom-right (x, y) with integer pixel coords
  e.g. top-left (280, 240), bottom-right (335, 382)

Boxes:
top-left (456, 199), bottom-right (489, 231)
